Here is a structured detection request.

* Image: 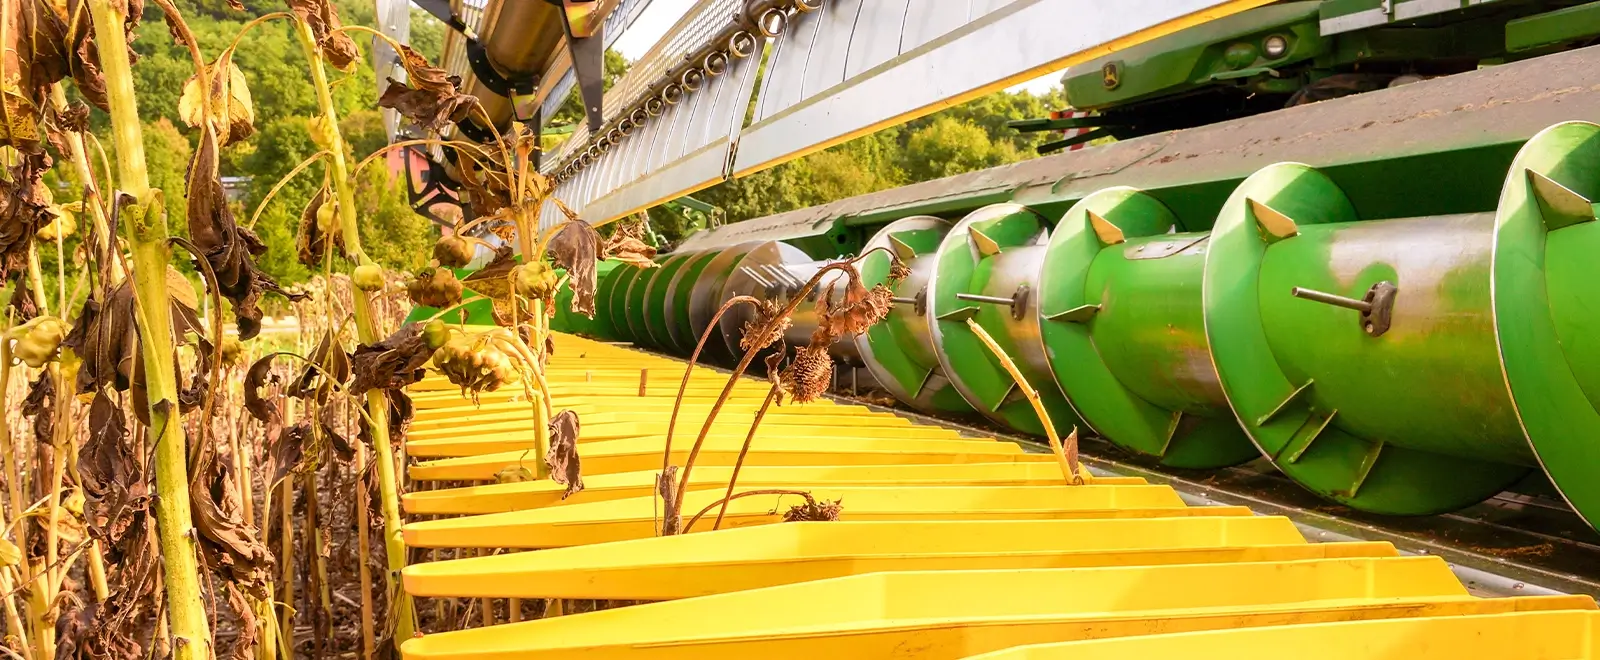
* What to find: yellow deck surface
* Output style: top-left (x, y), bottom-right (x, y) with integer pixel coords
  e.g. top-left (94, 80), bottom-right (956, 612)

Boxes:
top-left (397, 333), bottom-right (1599, 659)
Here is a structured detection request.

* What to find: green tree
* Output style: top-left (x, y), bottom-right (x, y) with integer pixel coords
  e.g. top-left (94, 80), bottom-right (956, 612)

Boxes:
top-left (409, 10), bottom-right (446, 64)
top-left (356, 165), bottom-right (434, 272)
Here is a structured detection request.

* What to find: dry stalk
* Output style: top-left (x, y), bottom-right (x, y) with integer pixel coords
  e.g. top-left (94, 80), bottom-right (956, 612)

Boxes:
top-left (962, 318), bottom-right (1086, 484)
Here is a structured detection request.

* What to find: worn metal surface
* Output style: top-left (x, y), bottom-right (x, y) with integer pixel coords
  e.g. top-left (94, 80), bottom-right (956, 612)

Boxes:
top-left (731, 0), bottom-right (1278, 178)
top-left (675, 45), bottom-right (1600, 252)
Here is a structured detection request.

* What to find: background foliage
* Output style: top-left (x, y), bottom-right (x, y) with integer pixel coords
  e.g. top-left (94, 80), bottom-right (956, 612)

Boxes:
top-left (53, 1), bottom-right (1070, 291)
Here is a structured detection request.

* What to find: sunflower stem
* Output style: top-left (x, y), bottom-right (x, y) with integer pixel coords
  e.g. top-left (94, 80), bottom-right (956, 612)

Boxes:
top-left (962, 318), bottom-right (1086, 485)
top-left (292, 19), bottom-right (415, 640)
top-left (85, 0), bottom-right (213, 655)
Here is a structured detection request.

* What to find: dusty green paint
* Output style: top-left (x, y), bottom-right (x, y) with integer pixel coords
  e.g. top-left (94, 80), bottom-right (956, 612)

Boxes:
top-left (642, 254), bottom-right (692, 348)
top-left (1507, 1), bottom-right (1600, 51)
top-left (623, 258), bottom-right (662, 347)
top-left (1204, 163), bottom-right (1527, 516)
top-left (607, 266), bottom-right (641, 343)
top-left (1065, 2), bottom-right (1323, 110)
top-left (664, 252), bottom-right (718, 353)
top-left (1494, 121), bottom-right (1600, 532)
top-left (929, 205), bottom-right (1084, 436)
top-left (856, 219), bottom-right (977, 416)
top-left (1038, 188), bottom-right (1257, 468)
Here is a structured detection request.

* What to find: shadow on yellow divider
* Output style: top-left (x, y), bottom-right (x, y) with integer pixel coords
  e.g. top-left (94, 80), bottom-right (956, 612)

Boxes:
top-left (400, 517), bottom-right (1389, 600)
top-left (967, 610), bottom-right (1600, 659)
top-left (398, 558), bottom-right (1596, 660)
top-left (400, 484), bottom-right (1231, 549)
top-left (408, 436), bottom-right (1057, 481)
top-left (401, 464), bottom-right (1145, 515)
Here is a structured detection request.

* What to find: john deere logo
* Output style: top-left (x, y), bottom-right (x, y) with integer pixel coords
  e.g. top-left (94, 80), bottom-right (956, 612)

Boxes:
top-left (1102, 61), bottom-right (1122, 89)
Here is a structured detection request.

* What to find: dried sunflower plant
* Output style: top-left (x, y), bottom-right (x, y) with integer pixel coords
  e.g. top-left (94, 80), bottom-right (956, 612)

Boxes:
top-left (1, 0), bottom-right (634, 654)
top-left (656, 248), bottom-right (911, 536)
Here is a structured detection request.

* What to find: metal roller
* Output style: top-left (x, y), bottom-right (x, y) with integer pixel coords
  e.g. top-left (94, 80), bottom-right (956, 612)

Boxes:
top-left (622, 255), bottom-right (666, 349)
top-left (641, 253), bottom-right (696, 350)
top-left (1037, 188), bottom-right (1257, 469)
top-left (853, 217), bottom-right (977, 417)
top-left (684, 242), bottom-right (764, 364)
top-left (1202, 162), bottom-right (1539, 516)
top-left (927, 204), bottom-right (1086, 437)
top-left (717, 244), bottom-right (867, 368)
top-left (661, 252), bottom-right (719, 354)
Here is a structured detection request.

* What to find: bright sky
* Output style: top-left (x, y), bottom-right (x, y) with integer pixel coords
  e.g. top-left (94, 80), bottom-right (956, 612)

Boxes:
top-left (609, 0), bottom-right (1064, 94)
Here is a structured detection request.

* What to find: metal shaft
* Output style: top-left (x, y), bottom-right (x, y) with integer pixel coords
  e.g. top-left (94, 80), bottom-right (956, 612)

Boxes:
top-left (1291, 286), bottom-right (1372, 312)
top-left (956, 293), bottom-right (1016, 305)
top-left (890, 297), bottom-right (917, 305)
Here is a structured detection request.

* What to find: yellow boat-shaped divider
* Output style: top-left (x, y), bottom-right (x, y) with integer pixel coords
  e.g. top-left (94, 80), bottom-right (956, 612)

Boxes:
top-left (399, 333), bottom-right (1600, 660)
top-left (398, 557), bottom-right (1596, 660)
top-left (408, 436), bottom-right (1058, 481)
top-left (968, 610), bottom-right (1600, 659)
top-left (400, 517), bottom-right (1392, 600)
top-left (409, 397), bottom-right (892, 429)
top-left (402, 464), bottom-right (1145, 515)
top-left (401, 484), bottom-right (1237, 549)
top-left (406, 425), bottom-right (977, 458)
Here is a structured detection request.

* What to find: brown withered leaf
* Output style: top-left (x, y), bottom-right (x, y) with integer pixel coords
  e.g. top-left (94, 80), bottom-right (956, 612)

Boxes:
top-left (461, 246), bottom-right (519, 324)
top-left (92, 515), bottom-right (159, 658)
top-left (176, 49), bottom-right (255, 145)
top-left (359, 390), bottom-right (414, 456)
top-left (295, 186), bottom-right (343, 267)
top-left (782, 496), bottom-right (842, 522)
top-left (350, 322), bottom-right (433, 395)
top-left (815, 270), bottom-right (893, 339)
top-left (285, 0), bottom-right (359, 70)
top-left (2, 0), bottom-right (71, 154)
top-left (67, 274), bottom-right (212, 426)
top-left (23, 372), bottom-right (54, 441)
top-left (740, 299), bottom-right (790, 354)
top-left (78, 392), bottom-right (144, 554)
top-left (224, 583), bottom-right (257, 660)
top-left (242, 353), bottom-right (280, 424)
top-left (289, 329), bottom-right (350, 403)
top-left (377, 43), bottom-right (477, 133)
top-left (764, 349), bottom-right (786, 407)
top-left (604, 235), bottom-right (658, 269)
top-left (547, 410), bottom-right (584, 499)
top-left (548, 221), bottom-right (601, 318)
top-left (0, 155), bottom-right (53, 280)
top-left (1063, 426), bottom-right (1084, 485)
top-left (190, 437), bottom-right (272, 599)
top-left (54, 600), bottom-right (102, 660)
top-left (186, 128), bottom-right (304, 339)
top-left (261, 421), bottom-right (309, 489)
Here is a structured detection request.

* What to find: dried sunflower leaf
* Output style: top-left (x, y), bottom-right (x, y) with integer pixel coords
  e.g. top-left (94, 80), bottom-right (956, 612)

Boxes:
top-left (376, 43), bottom-right (477, 133)
top-left (548, 221), bottom-right (601, 318)
top-left (350, 322), bottom-right (432, 395)
top-left (185, 127), bottom-right (303, 339)
top-left (285, 0), bottom-right (359, 70)
top-left (177, 51), bottom-right (255, 146)
top-left (547, 410), bottom-right (583, 499)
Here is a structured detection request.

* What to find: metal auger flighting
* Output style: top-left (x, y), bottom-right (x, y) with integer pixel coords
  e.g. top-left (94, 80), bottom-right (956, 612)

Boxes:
top-left (582, 121), bottom-right (1600, 532)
